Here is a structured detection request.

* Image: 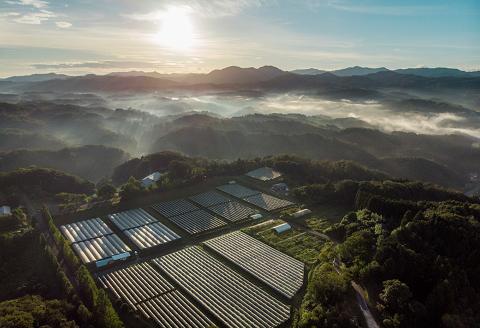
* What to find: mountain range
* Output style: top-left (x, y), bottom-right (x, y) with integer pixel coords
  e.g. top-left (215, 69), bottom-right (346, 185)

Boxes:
top-left (2, 65), bottom-right (479, 85)
top-left (2, 66), bottom-right (479, 94)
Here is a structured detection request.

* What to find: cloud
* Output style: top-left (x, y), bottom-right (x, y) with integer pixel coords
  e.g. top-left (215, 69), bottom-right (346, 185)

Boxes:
top-left (0, 12), bottom-right (20, 17)
top-left (56, 21), bottom-right (72, 28)
top-left (31, 60), bottom-right (165, 69)
top-left (5, 0), bottom-right (48, 9)
top-left (325, 0), bottom-right (444, 16)
top-left (125, 0), bottom-right (268, 19)
top-left (13, 10), bottom-right (55, 24)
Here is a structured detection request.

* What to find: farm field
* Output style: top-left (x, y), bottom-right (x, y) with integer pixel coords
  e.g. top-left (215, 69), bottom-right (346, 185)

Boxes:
top-left (154, 246), bottom-right (291, 328)
top-left (217, 183), bottom-right (260, 198)
top-left (189, 190), bottom-right (230, 207)
top-left (60, 217), bottom-right (113, 243)
top-left (99, 262), bottom-right (213, 327)
top-left (72, 234), bottom-right (130, 264)
top-left (243, 220), bottom-right (326, 265)
top-left (204, 231), bottom-right (304, 299)
top-left (164, 209), bottom-right (227, 235)
top-left (151, 199), bottom-right (199, 218)
top-left (208, 201), bottom-right (258, 222)
top-left (108, 208), bottom-right (158, 230)
top-left (123, 222), bottom-right (180, 249)
top-left (243, 193), bottom-right (294, 211)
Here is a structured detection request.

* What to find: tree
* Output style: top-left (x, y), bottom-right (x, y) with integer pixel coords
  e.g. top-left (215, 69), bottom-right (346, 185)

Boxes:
top-left (95, 290), bottom-right (124, 328)
top-left (119, 177), bottom-right (142, 202)
top-left (97, 183), bottom-right (116, 200)
top-left (168, 160), bottom-right (193, 180)
top-left (379, 280), bottom-right (412, 313)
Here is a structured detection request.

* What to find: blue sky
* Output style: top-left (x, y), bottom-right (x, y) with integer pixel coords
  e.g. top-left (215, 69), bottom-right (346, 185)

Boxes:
top-left (0, 0), bottom-right (479, 76)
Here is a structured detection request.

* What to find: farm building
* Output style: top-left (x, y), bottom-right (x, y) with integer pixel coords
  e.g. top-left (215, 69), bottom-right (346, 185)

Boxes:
top-left (292, 209), bottom-right (312, 218)
top-left (273, 223), bottom-right (291, 234)
top-left (271, 182), bottom-right (289, 194)
top-left (0, 205), bottom-right (11, 217)
top-left (246, 167), bottom-right (282, 181)
top-left (141, 171), bottom-right (164, 188)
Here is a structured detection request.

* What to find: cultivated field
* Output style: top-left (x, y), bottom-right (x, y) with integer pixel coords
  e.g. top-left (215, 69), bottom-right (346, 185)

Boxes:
top-left (154, 246), bottom-right (291, 328)
top-left (204, 231), bottom-right (304, 299)
top-left (72, 234), bottom-right (130, 264)
top-left (60, 217), bottom-right (112, 243)
top-left (99, 262), bottom-right (213, 327)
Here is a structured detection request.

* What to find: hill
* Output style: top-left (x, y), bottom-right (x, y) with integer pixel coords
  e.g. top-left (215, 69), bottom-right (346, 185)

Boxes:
top-left (0, 145), bottom-right (130, 182)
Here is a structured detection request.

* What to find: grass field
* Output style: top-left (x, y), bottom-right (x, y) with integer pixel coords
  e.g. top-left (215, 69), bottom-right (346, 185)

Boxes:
top-left (243, 220), bottom-right (325, 265)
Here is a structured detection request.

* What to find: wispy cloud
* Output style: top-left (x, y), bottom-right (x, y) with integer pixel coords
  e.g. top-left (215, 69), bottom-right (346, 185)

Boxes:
top-left (13, 10), bottom-right (55, 24)
top-left (0, 11), bottom-right (20, 17)
top-left (326, 0), bottom-right (445, 16)
top-left (5, 0), bottom-right (48, 9)
top-left (125, 0), bottom-right (268, 20)
top-left (31, 60), bottom-right (164, 70)
top-left (56, 21), bottom-right (72, 28)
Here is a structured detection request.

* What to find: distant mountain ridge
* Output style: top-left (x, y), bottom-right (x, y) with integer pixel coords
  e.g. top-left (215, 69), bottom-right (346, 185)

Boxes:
top-left (4, 66), bottom-right (480, 86)
top-left (292, 66), bottom-right (480, 77)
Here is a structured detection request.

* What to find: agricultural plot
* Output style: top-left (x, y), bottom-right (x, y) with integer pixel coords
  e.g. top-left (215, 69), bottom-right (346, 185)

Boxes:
top-left (216, 183), bottom-right (260, 198)
top-left (72, 234), bottom-right (130, 264)
top-left (151, 199), bottom-right (199, 218)
top-left (99, 262), bottom-right (173, 307)
top-left (137, 291), bottom-right (213, 328)
top-left (243, 193), bottom-right (294, 211)
top-left (60, 218), bottom-right (112, 243)
top-left (166, 210), bottom-right (226, 235)
top-left (204, 231), bottom-right (304, 299)
top-left (154, 246), bottom-right (291, 328)
top-left (124, 222), bottom-right (180, 249)
top-left (243, 220), bottom-right (326, 265)
top-left (100, 262), bottom-right (213, 327)
top-left (208, 201), bottom-right (258, 222)
top-left (189, 190), bottom-right (230, 207)
top-left (108, 208), bottom-right (158, 230)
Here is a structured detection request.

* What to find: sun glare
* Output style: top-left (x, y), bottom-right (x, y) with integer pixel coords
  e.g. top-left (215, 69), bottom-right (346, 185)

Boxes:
top-left (155, 6), bottom-right (196, 51)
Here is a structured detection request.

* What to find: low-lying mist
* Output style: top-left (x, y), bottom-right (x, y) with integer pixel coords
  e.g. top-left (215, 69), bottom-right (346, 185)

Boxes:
top-left (102, 91), bottom-right (480, 140)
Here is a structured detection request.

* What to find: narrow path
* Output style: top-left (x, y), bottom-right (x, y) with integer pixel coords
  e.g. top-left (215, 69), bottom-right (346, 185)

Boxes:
top-left (286, 217), bottom-right (380, 328)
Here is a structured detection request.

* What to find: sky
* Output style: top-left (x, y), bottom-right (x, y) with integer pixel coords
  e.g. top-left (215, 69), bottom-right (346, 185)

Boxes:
top-left (0, 0), bottom-right (479, 77)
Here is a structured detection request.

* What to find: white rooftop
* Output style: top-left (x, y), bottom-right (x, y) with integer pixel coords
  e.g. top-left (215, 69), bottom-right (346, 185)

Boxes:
top-left (0, 205), bottom-right (12, 217)
top-left (141, 171), bottom-right (164, 187)
top-left (246, 167), bottom-right (282, 181)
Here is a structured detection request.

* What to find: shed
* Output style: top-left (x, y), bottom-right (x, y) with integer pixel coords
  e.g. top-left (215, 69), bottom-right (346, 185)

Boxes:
top-left (246, 167), bottom-right (282, 181)
top-left (141, 171), bottom-right (164, 188)
top-left (0, 206), bottom-right (11, 217)
top-left (292, 209), bottom-right (312, 218)
top-left (250, 213), bottom-right (263, 220)
top-left (273, 223), bottom-right (291, 234)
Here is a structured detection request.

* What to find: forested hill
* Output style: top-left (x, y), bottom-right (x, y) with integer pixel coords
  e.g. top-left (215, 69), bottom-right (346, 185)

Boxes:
top-left (294, 179), bottom-right (480, 327)
top-left (0, 145), bottom-right (129, 182)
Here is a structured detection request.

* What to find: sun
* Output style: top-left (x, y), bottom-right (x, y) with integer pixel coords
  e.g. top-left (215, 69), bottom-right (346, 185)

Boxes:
top-left (155, 6), bottom-right (195, 51)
